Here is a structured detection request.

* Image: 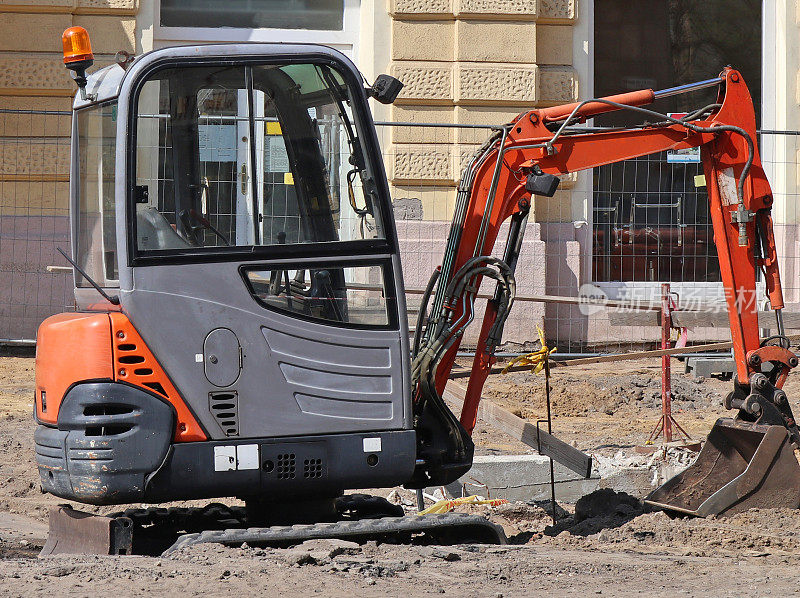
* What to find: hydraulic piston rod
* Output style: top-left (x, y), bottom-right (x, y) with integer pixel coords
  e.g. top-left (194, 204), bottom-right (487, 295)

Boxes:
top-left (539, 76), bottom-right (725, 123)
top-left (653, 76), bottom-right (725, 100)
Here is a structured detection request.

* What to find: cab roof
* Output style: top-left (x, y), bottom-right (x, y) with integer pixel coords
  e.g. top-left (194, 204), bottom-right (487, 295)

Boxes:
top-left (73, 43), bottom-right (361, 110)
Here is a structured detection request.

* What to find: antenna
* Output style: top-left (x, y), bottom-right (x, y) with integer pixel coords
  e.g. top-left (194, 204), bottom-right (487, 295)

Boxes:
top-left (57, 247), bottom-right (120, 306)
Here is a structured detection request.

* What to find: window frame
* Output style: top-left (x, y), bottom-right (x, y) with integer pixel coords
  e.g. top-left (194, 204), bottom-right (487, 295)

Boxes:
top-left (73, 100), bottom-right (120, 289)
top-left (125, 54), bottom-right (396, 268)
top-left (589, 0), bottom-right (765, 291)
top-left (153, 0), bottom-right (360, 49)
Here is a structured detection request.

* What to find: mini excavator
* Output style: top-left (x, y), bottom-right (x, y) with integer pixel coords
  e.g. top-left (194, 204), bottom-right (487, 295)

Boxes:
top-left (34, 27), bottom-right (800, 554)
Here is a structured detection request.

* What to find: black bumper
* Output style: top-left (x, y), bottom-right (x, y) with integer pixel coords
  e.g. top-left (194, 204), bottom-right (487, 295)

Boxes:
top-left (35, 382), bottom-right (175, 505)
top-left (36, 382), bottom-right (417, 505)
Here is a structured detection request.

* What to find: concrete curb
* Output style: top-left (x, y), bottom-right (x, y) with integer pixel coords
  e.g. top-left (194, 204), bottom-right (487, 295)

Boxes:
top-left (431, 454), bottom-right (600, 503)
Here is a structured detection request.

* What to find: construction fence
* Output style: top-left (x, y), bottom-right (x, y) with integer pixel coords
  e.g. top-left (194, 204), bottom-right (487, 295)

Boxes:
top-left (3, 108), bottom-right (800, 355)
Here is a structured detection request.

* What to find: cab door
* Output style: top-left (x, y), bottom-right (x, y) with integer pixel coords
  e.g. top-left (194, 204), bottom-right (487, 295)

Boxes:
top-left (120, 55), bottom-right (411, 441)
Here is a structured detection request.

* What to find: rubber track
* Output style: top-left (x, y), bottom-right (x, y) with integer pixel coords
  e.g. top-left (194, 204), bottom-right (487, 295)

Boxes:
top-left (162, 513), bottom-right (507, 555)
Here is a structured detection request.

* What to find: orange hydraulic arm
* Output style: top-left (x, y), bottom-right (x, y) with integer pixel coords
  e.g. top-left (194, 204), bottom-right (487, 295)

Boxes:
top-left (419, 68), bottom-right (785, 437)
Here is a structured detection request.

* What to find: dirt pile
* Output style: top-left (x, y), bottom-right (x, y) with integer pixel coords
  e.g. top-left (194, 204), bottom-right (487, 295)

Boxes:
top-left (0, 413), bottom-right (53, 521)
top-left (450, 501), bottom-right (563, 541)
top-left (460, 488), bottom-right (800, 559)
top-left (483, 376), bottom-right (617, 418)
top-left (482, 368), bottom-right (724, 421)
top-left (586, 508), bottom-right (800, 557)
top-left (449, 490), bottom-right (648, 543)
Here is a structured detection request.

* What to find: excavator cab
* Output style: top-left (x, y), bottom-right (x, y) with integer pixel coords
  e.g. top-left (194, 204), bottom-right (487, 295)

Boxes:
top-left (35, 36), bottom-right (423, 506)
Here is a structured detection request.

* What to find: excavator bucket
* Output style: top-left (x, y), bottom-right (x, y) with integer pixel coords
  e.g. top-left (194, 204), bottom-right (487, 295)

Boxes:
top-left (645, 418), bottom-right (800, 517)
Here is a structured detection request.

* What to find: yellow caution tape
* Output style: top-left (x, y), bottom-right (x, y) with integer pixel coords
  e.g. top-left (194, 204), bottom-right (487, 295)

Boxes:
top-left (501, 325), bottom-right (555, 375)
top-left (418, 495), bottom-right (509, 515)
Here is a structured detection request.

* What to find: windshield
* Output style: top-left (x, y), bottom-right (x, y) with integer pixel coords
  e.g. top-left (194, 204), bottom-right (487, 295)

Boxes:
top-left (132, 61), bottom-right (383, 254)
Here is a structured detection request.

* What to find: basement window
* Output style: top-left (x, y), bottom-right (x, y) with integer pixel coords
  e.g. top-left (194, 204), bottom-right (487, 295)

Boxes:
top-left (160, 0), bottom-right (344, 31)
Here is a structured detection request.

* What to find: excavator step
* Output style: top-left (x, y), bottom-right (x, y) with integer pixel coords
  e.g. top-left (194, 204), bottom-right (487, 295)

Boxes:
top-left (40, 502), bottom-right (507, 557)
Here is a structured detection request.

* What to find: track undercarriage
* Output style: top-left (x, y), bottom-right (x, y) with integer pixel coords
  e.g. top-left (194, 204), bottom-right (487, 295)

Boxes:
top-left (41, 496), bottom-right (507, 557)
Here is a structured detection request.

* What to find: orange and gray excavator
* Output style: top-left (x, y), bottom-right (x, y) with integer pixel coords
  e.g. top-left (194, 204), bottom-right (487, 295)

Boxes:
top-left (34, 26), bottom-right (800, 554)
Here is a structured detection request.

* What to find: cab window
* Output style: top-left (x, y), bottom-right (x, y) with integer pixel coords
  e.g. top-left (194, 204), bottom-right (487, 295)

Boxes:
top-left (132, 62), bottom-right (383, 255)
top-left (75, 102), bottom-right (118, 287)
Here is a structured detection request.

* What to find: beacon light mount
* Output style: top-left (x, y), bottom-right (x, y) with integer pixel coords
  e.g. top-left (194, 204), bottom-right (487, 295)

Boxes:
top-left (62, 26), bottom-right (95, 101)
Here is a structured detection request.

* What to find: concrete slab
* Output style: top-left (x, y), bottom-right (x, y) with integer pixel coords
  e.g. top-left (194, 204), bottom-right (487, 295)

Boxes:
top-left (432, 454), bottom-right (600, 504)
top-left (428, 454), bottom-right (693, 504)
top-left (598, 463), bottom-right (691, 498)
top-left (684, 356), bottom-right (735, 380)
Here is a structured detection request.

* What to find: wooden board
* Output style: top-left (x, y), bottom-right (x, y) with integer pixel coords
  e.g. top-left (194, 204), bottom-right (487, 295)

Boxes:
top-left (398, 285), bottom-right (662, 311)
top-left (608, 310), bottom-right (662, 327)
top-left (448, 332), bottom-right (800, 379)
top-left (443, 381), bottom-right (593, 479)
top-left (609, 309), bottom-right (800, 329)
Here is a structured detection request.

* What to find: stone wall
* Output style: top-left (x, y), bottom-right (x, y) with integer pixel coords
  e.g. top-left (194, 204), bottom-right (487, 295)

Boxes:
top-left (387, 0), bottom-right (581, 345)
top-left (0, 0), bottom-right (586, 345)
top-left (0, 0), bottom-right (137, 340)
top-left (387, 0), bottom-right (577, 190)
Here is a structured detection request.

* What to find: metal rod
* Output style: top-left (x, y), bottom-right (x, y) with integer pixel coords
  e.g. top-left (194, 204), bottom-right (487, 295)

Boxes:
top-left (661, 283), bottom-right (673, 443)
top-left (542, 352), bottom-right (557, 524)
top-left (415, 489), bottom-right (425, 512)
top-left (474, 126), bottom-right (511, 258)
top-left (759, 129), bottom-right (800, 136)
top-left (0, 339), bottom-right (36, 347)
top-left (652, 77), bottom-right (724, 100)
top-left (454, 351), bottom-right (737, 359)
top-left (374, 120), bottom-right (501, 130)
top-left (0, 108), bottom-right (71, 116)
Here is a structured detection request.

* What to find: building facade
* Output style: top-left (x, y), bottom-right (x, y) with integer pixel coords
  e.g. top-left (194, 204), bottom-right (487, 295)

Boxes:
top-left (1, 0), bottom-right (798, 349)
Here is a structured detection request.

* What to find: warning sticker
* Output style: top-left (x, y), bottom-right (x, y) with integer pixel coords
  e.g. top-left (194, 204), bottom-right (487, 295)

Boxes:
top-left (717, 167), bottom-right (738, 206)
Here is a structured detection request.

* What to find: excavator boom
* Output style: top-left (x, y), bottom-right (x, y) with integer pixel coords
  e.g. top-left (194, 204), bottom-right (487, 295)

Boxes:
top-left (412, 68), bottom-right (800, 515)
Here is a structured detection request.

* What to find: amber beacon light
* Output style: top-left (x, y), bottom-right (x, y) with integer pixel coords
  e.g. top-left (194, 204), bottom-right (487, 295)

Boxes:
top-left (62, 26), bottom-right (94, 100)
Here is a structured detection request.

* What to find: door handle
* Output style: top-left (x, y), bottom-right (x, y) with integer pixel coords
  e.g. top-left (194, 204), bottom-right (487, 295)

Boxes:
top-left (240, 163), bottom-right (248, 194)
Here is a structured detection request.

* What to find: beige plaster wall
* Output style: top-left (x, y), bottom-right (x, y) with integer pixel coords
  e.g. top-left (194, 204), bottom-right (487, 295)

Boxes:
top-left (0, 0), bottom-right (137, 214)
top-left (0, 2), bottom-right (138, 338)
top-left (761, 1), bottom-right (800, 302)
top-left (386, 0), bottom-right (578, 222)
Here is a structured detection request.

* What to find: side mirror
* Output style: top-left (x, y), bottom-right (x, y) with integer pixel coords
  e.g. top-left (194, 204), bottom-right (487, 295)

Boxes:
top-left (525, 166), bottom-right (560, 198)
top-left (368, 74), bottom-right (404, 105)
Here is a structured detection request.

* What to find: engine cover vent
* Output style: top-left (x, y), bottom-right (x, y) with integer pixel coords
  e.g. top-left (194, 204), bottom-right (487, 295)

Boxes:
top-left (277, 453), bottom-right (296, 479)
top-left (304, 458), bottom-right (323, 479)
top-left (209, 391), bottom-right (239, 436)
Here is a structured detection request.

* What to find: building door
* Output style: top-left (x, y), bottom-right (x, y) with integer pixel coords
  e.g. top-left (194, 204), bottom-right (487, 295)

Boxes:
top-left (592, 1), bottom-right (762, 297)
